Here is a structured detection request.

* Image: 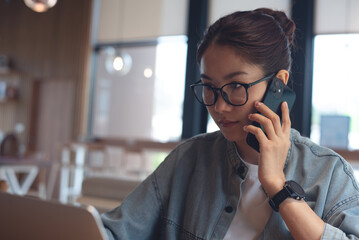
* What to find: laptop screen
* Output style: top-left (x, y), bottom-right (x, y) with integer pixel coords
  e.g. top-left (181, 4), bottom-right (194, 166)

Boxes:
top-left (0, 192), bottom-right (108, 240)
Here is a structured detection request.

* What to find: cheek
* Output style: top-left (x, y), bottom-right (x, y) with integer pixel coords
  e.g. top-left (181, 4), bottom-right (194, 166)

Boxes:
top-left (243, 104), bottom-right (255, 115)
top-left (240, 94), bottom-right (264, 118)
top-left (206, 106), bottom-right (216, 119)
top-left (247, 86), bottom-right (267, 107)
top-left (238, 105), bottom-right (256, 124)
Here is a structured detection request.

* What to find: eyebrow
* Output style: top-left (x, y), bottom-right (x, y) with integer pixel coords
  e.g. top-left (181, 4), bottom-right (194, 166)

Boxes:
top-left (224, 71), bottom-right (248, 80)
top-left (200, 71), bottom-right (248, 81)
top-left (200, 74), bottom-right (212, 80)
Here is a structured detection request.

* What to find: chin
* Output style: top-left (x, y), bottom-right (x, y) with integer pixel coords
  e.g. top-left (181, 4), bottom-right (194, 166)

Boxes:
top-left (219, 127), bottom-right (246, 143)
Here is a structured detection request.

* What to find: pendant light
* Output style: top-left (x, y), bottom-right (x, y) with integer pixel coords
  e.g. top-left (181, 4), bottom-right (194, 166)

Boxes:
top-left (24, 0), bottom-right (57, 13)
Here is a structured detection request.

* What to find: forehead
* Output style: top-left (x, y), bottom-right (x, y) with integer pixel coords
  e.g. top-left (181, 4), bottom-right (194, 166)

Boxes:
top-left (200, 44), bottom-right (264, 80)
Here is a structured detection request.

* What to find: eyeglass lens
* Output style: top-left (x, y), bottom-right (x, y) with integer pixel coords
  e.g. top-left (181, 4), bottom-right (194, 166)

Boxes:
top-left (193, 83), bottom-right (247, 106)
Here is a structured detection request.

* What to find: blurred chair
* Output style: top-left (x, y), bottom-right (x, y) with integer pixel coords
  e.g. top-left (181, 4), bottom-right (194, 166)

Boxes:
top-left (0, 133), bottom-right (42, 197)
top-left (76, 176), bottom-right (140, 213)
top-left (59, 139), bottom-right (178, 204)
top-left (59, 142), bottom-right (109, 203)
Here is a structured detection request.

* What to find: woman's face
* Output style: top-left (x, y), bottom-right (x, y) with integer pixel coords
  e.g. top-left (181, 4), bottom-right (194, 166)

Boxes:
top-left (200, 44), bottom-right (268, 145)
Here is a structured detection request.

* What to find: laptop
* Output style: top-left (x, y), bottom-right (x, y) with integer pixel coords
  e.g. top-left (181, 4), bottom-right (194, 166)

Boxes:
top-left (0, 192), bottom-right (108, 240)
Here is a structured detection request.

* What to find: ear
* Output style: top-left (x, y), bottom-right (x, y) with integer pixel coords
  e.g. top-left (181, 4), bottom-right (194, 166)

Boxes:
top-left (275, 69), bottom-right (289, 85)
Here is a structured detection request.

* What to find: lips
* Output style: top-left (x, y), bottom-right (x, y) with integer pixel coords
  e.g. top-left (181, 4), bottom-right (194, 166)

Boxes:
top-left (218, 119), bottom-right (240, 128)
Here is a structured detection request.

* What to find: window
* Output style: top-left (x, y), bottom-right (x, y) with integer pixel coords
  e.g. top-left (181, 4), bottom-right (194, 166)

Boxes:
top-left (311, 34), bottom-right (359, 150)
top-left (207, 115), bottom-right (219, 133)
top-left (91, 36), bottom-right (187, 142)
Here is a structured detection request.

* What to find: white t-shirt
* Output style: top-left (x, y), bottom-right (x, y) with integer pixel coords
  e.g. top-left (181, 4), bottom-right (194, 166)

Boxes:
top-left (223, 161), bottom-right (272, 240)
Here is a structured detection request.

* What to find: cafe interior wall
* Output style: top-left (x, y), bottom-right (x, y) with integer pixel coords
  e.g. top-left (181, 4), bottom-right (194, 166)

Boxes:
top-left (0, 0), bottom-right (191, 162)
top-left (0, 0), bottom-right (93, 162)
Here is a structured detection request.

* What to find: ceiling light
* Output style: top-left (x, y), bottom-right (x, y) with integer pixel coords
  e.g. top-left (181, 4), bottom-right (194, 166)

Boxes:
top-left (113, 57), bottom-right (124, 72)
top-left (144, 68), bottom-right (153, 78)
top-left (24, 0), bottom-right (57, 13)
top-left (105, 48), bottom-right (132, 76)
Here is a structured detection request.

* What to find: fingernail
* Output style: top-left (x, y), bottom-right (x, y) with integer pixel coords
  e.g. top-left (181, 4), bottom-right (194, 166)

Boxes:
top-left (243, 126), bottom-right (247, 131)
top-left (248, 114), bottom-right (252, 119)
top-left (255, 101), bottom-right (262, 107)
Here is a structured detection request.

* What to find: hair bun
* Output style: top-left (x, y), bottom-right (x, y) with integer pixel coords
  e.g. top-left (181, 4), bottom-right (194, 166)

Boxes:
top-left (255, 8), bottom-right (296, 46)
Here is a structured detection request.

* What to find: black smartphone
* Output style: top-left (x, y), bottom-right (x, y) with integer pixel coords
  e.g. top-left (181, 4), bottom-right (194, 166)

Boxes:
top-left (246, 77), bottom-right (296, 152)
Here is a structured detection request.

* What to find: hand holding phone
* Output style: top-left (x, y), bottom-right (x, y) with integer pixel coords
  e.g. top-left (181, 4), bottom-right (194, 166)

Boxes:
top-left (246, 77), bottom-right (296, 152)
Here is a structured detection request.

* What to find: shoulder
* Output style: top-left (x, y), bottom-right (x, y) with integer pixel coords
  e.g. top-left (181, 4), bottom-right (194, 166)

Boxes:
top-left (289, 128), bottom-right (343, 159)
top-left (288, 128), bottom-right (359, 190)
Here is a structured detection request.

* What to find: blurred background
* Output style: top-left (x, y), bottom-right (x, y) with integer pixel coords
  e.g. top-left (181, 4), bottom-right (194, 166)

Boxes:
top-left (0, 0), bottom-right (358, 211)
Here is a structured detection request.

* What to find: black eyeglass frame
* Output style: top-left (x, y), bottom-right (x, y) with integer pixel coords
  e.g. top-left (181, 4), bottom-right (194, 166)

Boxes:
top-left (190, 73), bottom-right (276, 106)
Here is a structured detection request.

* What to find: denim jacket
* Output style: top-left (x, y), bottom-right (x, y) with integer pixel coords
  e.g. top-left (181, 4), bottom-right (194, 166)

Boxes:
top-left (101, 129), bottom-right (359, 239)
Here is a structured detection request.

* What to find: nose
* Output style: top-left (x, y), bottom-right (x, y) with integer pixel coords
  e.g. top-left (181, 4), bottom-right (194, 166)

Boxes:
top-left (214, 93), bottom-right (233, 113)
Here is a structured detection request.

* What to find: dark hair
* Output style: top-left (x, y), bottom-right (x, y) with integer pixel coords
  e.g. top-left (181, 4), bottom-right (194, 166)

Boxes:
top-left (197, 8), bottom-right (296, 75)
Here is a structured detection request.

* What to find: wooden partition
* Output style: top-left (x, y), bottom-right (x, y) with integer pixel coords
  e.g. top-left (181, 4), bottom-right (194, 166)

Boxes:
top-left (0, 0), bottom-right (94, 161)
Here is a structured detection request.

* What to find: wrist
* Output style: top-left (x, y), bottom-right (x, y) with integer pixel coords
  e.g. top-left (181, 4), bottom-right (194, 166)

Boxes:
top-left (268, 180), bottom-right (306, 212)
top-left (262, 178), bottom-right (286, 198)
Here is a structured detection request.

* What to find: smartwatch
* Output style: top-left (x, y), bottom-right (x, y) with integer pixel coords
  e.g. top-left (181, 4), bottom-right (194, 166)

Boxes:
top-left (268, 180), bottom-right (305, 212)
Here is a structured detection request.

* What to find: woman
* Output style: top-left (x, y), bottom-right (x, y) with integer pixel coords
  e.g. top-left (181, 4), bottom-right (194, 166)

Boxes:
top-left (102, 8), bottom-right (359, 239)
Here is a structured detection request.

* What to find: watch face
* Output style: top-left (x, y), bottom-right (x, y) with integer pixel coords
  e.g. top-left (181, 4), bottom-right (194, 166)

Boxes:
top-left (287, 180), bottom-right (305, 197)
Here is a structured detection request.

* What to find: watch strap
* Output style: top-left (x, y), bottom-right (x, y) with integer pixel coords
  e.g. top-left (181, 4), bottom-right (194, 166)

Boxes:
top-left (269, 186), bottom-right (291, 212)
top-left (268, 181), bottom-right (305, 212)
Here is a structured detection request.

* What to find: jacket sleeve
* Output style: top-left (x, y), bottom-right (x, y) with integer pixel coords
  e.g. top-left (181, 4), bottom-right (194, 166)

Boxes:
top-left (101, 173), bottom-right (163, 240)
top-left (321, 159), bottom-right (359, 239)
top-left (322, 222), bottom-right (359, 240)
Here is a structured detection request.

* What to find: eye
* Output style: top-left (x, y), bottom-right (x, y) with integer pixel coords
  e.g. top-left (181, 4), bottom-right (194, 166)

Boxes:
top-left (228, 83), bottom-right (244, 90)
top-left (203, 85), bottom-right (213, 91)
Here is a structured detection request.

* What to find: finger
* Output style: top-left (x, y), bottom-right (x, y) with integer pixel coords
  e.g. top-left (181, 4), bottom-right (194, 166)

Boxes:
top-left (254, 101), bottom-right (282, 135)
top-left (281, 101), bottom-right (291, 135)
top-left (244, 124), bottom-right (268, 144)
top-left (248, 113), bottom-right (276, 140)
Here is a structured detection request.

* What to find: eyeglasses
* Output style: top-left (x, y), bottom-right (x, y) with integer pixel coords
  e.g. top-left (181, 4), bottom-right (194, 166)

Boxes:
top-left (190, 73), bottom-right (275, 106)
